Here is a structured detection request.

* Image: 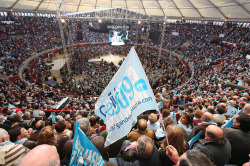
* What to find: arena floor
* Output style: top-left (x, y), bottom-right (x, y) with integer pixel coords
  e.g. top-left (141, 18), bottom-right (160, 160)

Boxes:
top-left (49, 53), bottom-right (126, 83)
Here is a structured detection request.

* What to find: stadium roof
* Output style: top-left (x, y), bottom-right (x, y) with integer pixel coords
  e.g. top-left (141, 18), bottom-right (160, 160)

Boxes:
top-left (0, 0), bottom-right (250, 21)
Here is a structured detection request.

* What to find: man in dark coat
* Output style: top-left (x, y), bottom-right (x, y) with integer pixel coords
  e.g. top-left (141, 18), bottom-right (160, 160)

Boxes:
top-left (191, 125), bottom-right (231, 166)
top-left (194, 112), bottom-right (217, 139)
top-left (224, 113), bottom-right (250, 165)
top-left (117, 135), bottom-right (161, 166)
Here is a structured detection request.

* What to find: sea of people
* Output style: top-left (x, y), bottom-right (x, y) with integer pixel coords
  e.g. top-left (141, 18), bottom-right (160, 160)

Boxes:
top-left (0, 13), bottom-right (250, 166)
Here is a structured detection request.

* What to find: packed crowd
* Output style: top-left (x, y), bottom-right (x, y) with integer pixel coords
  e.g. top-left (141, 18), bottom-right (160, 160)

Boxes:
top-left (0, 13), bottom-right (250, 166)
top-left (0, 14), bottom-right (61, 76)
top-left (0, 87), bottom-right (250, 166)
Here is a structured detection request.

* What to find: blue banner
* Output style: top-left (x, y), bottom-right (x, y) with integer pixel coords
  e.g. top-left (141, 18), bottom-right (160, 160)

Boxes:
top-left (70, 121), bottom-right (105, 166)
top-left (188, 131), bottom-right (202, 148)
top-left (95, 47), bottom-right (158, 146)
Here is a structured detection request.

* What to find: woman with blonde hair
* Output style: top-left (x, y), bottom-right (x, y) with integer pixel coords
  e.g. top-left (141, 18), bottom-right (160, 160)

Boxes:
top-left (38, 126), bottom-right (57, 147)
top-left (159, 124), bottom-right (188, 166)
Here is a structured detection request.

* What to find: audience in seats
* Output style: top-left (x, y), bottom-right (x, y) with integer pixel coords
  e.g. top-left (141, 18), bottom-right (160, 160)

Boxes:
top-left (0, 16), bottom-right (249, 166)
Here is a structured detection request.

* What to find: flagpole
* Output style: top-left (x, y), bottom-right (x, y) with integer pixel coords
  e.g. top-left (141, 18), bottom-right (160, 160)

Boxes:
top-left (157, 107), bottom-right (169, 146)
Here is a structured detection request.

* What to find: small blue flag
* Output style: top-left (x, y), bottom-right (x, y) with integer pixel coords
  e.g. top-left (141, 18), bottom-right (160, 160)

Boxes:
top-left (188, 131), bottom-right (202, 148)
top-left (158, 101), bottom-right (163, 109)
top-left (222, 109), bottom-right (243, 129)
top-left (226, 104), bottom-right (237, 116)
top-left (172, 112), bottom-right (177, 124)
top-left (237, 79), bottom-right (242, 86)
top-left (51, 114), bottom-right (56, 124)
top-left (197, 87), bottom-right (201, 94)
top-left (70, 121), bottom-right (105, 166)
top-left (8, 104), bottom-right (17, 113)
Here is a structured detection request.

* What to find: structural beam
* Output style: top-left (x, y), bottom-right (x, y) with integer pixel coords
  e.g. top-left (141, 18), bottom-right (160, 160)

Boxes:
top-left (77, 0), bottom-right (82, 12)
top-left (231, 0), bottom-right (250, 15)
top-left (139, 0), bottom-right (147, 15)
top-left (155, 0), bottom-right (165, 16)
top-left (170, 0), bottom-right (184, 18)
top-left (34, 0), bottom-right (44, 11)
top-left (206, 0), bottom-right (227, 19)
top-left (10, 0), bottom-right (20, 9)
top-left (186, 0), bottom-right (203, 18)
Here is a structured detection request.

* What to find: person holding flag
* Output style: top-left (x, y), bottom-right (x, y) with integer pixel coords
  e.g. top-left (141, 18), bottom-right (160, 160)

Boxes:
top-left (70, 119), bottom-right (105, 166)
top-left (95, 47), bottom-right (159, 147)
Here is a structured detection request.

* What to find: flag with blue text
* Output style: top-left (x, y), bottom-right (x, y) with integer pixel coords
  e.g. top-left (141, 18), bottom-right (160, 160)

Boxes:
top-left (95, 47), bottom-right (158, 146)
top-left (70, 121), bottom-right (105, 166)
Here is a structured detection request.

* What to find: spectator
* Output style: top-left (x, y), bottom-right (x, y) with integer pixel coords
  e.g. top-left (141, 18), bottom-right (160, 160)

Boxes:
top-left (37, 126), bottom-right (57, 147)
top-left (243, 103), bottom-right (250, 115)
top-left (127, 119), bottom-right (154, 142)
top-left (224, 113), bottom-right (250, 165)
top-left (194, 112), bottom-right (217, 139)
top-left (30, 120), bottom-right (44, 142)
top-left (193, 108), bottom-right (204, 126)
top-left (190, 125), bottom-right (231, 166)
top-left (147, 113), bottom-right (160, 133)
top-left (8, 126), bottom-right (28, 144)
top-left (0, 128), bottom-right (27, 166)
top-left (178, 112), bottom-right (194, 142)
top-left (18, 144), bottom-right (60, 166)
top-left (117, 135), bottom-right (161, 166)
top-left (159, 124), bottom-right (188, 166)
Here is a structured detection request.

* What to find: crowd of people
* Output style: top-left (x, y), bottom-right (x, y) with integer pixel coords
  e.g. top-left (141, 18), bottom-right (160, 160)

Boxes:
top-left (0, 90), bottom-right (250, 166)
top-left (0, 12), bottom-right (250, 166)
top-left (0, 14), bottom-right (61, 76)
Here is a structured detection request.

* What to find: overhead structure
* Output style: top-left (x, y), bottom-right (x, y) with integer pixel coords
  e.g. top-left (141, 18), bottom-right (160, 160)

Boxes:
top-left (0, 0), bottom-right (249, 22)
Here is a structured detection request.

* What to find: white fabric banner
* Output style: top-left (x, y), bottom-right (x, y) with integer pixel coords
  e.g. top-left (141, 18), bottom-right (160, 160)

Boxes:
top-left (95, 47), bottom-right (158, 146)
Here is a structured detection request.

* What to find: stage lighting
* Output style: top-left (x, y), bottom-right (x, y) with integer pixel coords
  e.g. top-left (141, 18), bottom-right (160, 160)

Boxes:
top-left (163, 22), bottom-right (166, 24)
top-left (98, 19), bottom-right (102, 23)
top-left (138, 20), bottom-right (141, 24)
top-left (61, 19), bottom-right (65, 23)
top-left (10, 8), bottom-right (13, 12)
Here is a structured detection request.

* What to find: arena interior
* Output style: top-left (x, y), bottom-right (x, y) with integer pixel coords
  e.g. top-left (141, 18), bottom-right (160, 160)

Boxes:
top-left (0, 0), bottom-right (250, 166)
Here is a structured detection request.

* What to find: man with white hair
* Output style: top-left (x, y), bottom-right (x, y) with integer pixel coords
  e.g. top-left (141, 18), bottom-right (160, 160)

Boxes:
top-left (0, 128), bottom-right (27, 166)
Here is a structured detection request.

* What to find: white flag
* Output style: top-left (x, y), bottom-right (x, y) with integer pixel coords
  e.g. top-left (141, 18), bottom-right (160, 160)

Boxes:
top-left (95, 47), bottom-right (158, 146)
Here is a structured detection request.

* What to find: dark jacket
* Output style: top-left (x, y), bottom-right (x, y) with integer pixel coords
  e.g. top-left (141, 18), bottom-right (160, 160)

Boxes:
top-left (191, 138), bottom-right (231, 166)
top-left (224, 126), bottom-right (250, 165)
top-left (117, 143), bottom-right (161, 166)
